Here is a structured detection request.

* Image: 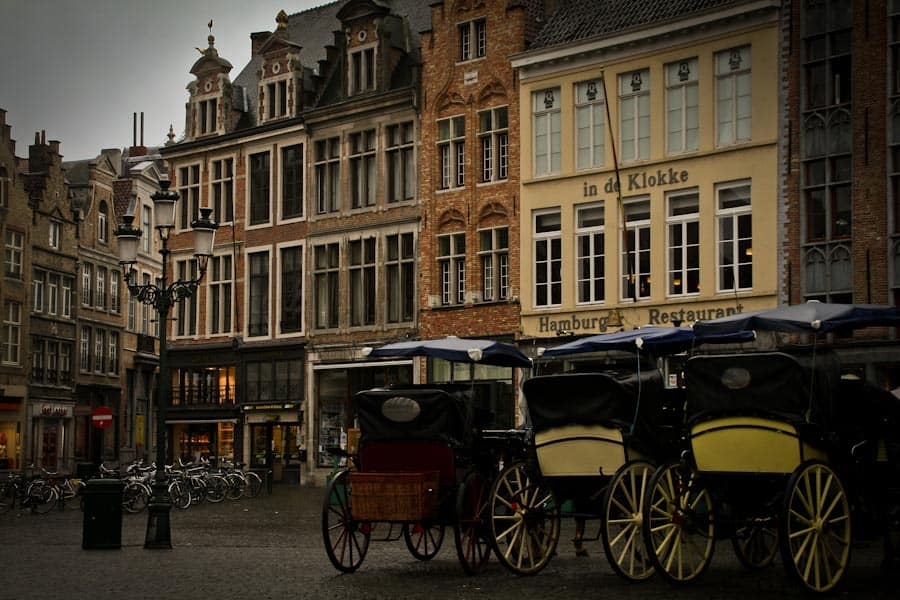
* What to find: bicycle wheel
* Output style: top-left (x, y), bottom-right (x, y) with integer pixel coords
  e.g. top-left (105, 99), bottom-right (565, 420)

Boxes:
top-left (123, 481), bottom-right (149, 513)
top-left (169, 480), bottom-right (191, 510)
top-left (245, 471), bottom-right (263, 498)
top-left (29, 483), bottom-right (59, 514)
top-left (225, 473), bottom-right (246, 500)
top-left (204, 476), bottom-right (227, 503)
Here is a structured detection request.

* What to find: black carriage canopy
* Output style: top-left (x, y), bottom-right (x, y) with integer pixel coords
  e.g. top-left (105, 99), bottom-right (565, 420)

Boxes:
top-left (523, 369), bottom-right (664, 438)
top-left (684, 351), bottom-right (841, 426)
top-left (354, 385), bottom-right (468, 447)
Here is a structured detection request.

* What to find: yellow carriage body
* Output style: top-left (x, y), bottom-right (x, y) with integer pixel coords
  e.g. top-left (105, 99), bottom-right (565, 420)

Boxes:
top-left (535, 424), bottom-right (633, 477)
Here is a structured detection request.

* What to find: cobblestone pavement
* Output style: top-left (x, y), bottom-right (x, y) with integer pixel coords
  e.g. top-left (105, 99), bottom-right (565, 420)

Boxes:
top-left (0, 484), bottom-right (897, 599)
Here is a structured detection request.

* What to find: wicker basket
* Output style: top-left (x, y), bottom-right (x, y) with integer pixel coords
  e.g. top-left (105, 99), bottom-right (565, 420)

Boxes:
top-left (349, 471), bottom-right (440, 521)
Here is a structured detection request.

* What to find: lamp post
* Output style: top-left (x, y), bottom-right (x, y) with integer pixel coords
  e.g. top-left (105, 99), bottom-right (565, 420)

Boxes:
top-left (115, 178), bottom-right (217, 549)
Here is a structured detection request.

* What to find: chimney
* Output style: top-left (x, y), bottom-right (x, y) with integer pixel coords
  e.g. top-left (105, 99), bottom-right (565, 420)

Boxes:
top-left (251, 31), bottom-right (269, 55)
top-left (129, 112), bottom-right (148, 157)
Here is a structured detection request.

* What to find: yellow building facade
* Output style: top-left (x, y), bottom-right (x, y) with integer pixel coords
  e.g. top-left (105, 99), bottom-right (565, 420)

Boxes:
top-left (512, 2), bottom-right (782, 340)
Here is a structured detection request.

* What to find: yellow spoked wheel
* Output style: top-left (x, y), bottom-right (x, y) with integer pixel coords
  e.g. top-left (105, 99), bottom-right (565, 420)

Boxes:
top-left (601, 460), bottom-right (655, 581)
top-left (322, 468), bottom-right (370, 573)
top-left (780, 461), bottom-right (851, 593)
top-left (489, 461), bottom-right (560, 575)
top-left (732, 517), bottom-right (779, 570)
top-left (643, 462), bottom-right (715, 584)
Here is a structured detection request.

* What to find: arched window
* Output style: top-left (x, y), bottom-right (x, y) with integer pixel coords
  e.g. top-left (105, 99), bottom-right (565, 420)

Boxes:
top-left (803, 114), bottom-right (825, 158)
top-left (98, 200), bottom-right (109, 243)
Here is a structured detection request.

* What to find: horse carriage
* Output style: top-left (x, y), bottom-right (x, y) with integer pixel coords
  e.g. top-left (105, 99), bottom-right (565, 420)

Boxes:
top-left (641, 302), bottom-right (900, 593)
top-left (487, 327), bottom-right (749, 579)
top-left (321, 337), bottom-right (531, 574)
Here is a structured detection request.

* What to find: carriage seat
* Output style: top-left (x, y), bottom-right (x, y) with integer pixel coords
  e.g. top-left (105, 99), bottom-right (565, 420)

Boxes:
top-left (358, 441), bottom-right (456, 487)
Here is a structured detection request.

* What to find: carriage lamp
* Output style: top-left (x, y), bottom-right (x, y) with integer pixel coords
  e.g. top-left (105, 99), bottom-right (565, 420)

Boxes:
top-left (115, 179), bottom-right (218, 549)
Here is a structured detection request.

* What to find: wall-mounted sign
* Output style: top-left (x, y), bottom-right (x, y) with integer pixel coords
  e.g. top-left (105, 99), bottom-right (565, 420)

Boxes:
top-left (534, 303), bottom-right (747, 334)
top-left (41, 405), bottom-right (69, 417)
top-left (583, 168), bottom-right (691, 197)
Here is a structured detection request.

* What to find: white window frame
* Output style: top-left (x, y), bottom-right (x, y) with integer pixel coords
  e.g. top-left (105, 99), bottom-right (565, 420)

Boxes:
top-left (174, 258), bottom-right (199, 338)
top-left (666, 58), bottom-right (699, 155)
top-left (197, 97), bottom-right (217, 135)
top-left (247, 149), bottom-right (272, 228)
top-left (62, 276), bottom-right (72, 318)
top-left (211, 156), bottom-right (234, 225)
top-left (80, 326), bottom-right (91, 372)
top-left (264, 78), bottom-right (290, 121)
top-left (621, 198), bottom-right (652, 301)
top-left (279, 144), bottom-right (304, 223)
top-left (110, 270), bottom-right (120, 314)
top-left (619, 69), bottom-right (651, 163)
top-left (81, 263), bottom-right (92, 306)
top-left (208, 254), bottom-right (234, 336)
top-left (141, 204), bottom-right (152, 253)
top-left (666, 190), bottom-right (700, 297)
top-left (348, 236), bottom-right (377, 327)
top-left (716, 181), bottom-right (753, 292)
top-left (349, 129), bottom-right (377, 210)
top-left (314, 137), bottom-right (341, 215)
top-left (108, 332), bottom-right (118, 375)
top-left (349, 45), bottom-right (376, 95)
top-left (478, 226), bottom-right (509, 302)
top-left (533, 209), bottom-right (562, 308)
top-left (385, 231), bottom-right (416, 324)
top-left (49, 220), bottom-right (61, 249)
top-left (575, 79), bottom-right (606, 171)
top-left (94, 328), bottom-right (105, 374)
top-left (386, 122), bottom-right (415, 203)
top-left (458, 18), bottom-right (486, 62)
top-left (478, 106), bottom-right (508, 183)
top-left (438, 232), bottom-right (466, 306)
top-left (33, 270), bottom-right (45, 313)
top-left (245, 247), bottom-right (272, 339)
top-left (177, 164), bottom-right (201, 231)
top-left (4, 229), bottom-right (23, 278)
top-left (96, 267), bottom-right (106, 309)
top-left (98, 201), bottom-right (109, 244)
top-left (533, 88), bottom-right (561, 177)
top-left (2, 301), bottom-right (21, 364)
top-left (437, 116), bottom-right (466, 190)
top-left (313, 240), bottom-right (341, 330)
top-left (48, 273), bottom-right (59, 315)
top-left (575, 203), bottom-right (605, 305)
top-left (715, 46), bottom-right (752, 147)
top-left (276, 241), bottom-right (305, 337)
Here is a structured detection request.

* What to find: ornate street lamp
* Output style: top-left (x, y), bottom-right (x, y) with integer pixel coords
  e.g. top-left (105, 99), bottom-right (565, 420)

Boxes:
top-left (115, 178), bottom-right (217, 549)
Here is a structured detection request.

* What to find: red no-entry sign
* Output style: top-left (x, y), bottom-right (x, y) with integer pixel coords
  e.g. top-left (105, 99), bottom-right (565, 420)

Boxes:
top-left (91, 406), bottom-right (113, 429)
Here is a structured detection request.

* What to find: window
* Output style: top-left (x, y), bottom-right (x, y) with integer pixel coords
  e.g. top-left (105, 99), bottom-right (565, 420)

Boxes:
top-left (716, 46), bottom-right (752, 146)
top-left (60, 344), bottom-right (72, 383)
top-left (478, 106), bottom-right (508, 183)
top-left (211, 158), bottom-right (234, 224)
top-left (533, 88), bottom-right (561, 176)
top-left (717, 182), bottom-right (753, 291)
top-left (438, 116), bottom-right (466, 189)
top-left (245, 360), bottom-right (301, 403)
top-left (575, 80), bottom-right (605, 170)
top-left (667, 191), bottom-right (700, 296)
top-left (0, 165), bottom-right (8, 207)
top-left (33, 270), bottom-right (44, 312)
top-left (534, 211), bottom-right (561, 307)
top-left (81, 263), bottom-right (92, 306)
top-left (94, 329), bottom-right (105, 374)
top-left (386, 122), bottom-right (415, 203)
top-left (4, 229), bottom-right (23, 277)
top-left (248, 251), bottom-right (269, 337)
top-left (198, 98), bottom-right (217, 135)
top-left (128, 291), bottom-right (136, 331)
top-left (666, 58), bottom-right (699, 154)
top-left (459, 18), bottom-right (486, 61)
top-left (48, 274), bottom-right (59, 315)
top-left (175, 259), bottom-right (198, 336)
top-left (479, 227), bottom-right (509, 302)
top-left (110, 271), bottom-right (120, 313)
top-left (350, 130), bottom-right (376, 209)
top-left (249, 151), bottom-right (270, 226)
top-left (32, 339), bottom-right (44, 382)
top-left (386, 233), bottom-right (414, 323)
top-left (619, 69), bottom-right (651, 162)
top-left (80, 326), bottom-right (90, 372)
top-left (315, 137), bottom-right (341, 214)
top-left (576, 204), bottom-right (604, 304)
top-left (141, 204), bottom-right (152, 252)
top-left (2, 301), bottom-right (20, 364)
top-left (108, 332), bottom-right (118, 375)
top-left (96, 267), bottom-right (106, 309)
top-left (62, 277), bottom-right (72, 318)
top-left (49, 220), bottom-right (60, 249)
top-left (281, 144), bottom-right (303, 220)
top-left (47, 341), bottom-right (57, 383)
top-left (141, 273), bottom-right (151, 334)
top-left (280, 246), bottom-right (303, 334)
top-left (349, 238), bottom-right (376, 327)
top-left (314, 243), bottom-right (340, 329)
top-left (622, 199), bottom-right (652, 301)
top-left (98, 200), bottom-right (109, 243)
top-left (209, 255), bottom-right (233, 335)
top-left (266, 80), bottom-right (289, 120)
top-left (350, 47), bottom-right (375, 95)
top-left (438, 233), bottom-right (466, 305)
top-left (178, 165), bottom-right (201, 230)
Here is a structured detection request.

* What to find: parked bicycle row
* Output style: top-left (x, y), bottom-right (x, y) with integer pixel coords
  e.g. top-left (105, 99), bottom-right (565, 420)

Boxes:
top-left (0, 457), bottom-right (265, 515)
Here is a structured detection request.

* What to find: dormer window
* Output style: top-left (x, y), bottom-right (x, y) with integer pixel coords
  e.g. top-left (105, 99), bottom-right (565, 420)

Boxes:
top-left (350, 46), bottom-right (375, 95)
top-left (459, 18), bottom-right (486, 62)
top-left (198, 98), bottom-right (217, 135)
top-left (266, 79), bottom-right (289, 120)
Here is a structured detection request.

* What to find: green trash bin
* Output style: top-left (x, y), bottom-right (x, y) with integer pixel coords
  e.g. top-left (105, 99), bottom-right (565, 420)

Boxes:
top-left (82, 479), bottom-right (124, 550)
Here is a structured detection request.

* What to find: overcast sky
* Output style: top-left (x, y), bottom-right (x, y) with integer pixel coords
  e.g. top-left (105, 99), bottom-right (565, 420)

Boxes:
top-left (1, 0), bottom-right (325, 161)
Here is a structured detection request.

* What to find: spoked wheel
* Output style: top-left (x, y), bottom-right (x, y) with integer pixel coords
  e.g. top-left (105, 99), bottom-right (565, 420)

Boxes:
top-left (122, 482), bottom-right (149, 513)
top-left (29, 483), bottom-right (58, 514)
top-left (643, 462), bottom-right (715, 584)
top-left (454, 469), bottom-right (492, 575)
top-left (780, 460), bottom-right (851, 593)
top-left (732, 517), bottom-right (779, 570)
top-left (322, 469), bottom-right (370, 573)
top-left (489, 461), bottom-right (560, 575)
top-left (601, 460), bottom-right (655, 581)
top-left (169, 480), bottom-right (191, 510)
top-left (403, 522), bottom-right (445, 560)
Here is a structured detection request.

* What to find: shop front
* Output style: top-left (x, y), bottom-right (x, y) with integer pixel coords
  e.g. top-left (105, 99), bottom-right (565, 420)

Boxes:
top-left (242, 403), bottom-right (304, 484)
top-left (30, 400), bottom-right (75, 472)
top-left (0, 393), bottom-right (23, 471)
top-left (168, 419), bottom-right (237, 463)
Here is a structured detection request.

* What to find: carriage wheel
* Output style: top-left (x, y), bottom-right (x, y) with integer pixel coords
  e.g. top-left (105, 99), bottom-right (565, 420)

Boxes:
top-left (601, 460), bottom-right (655, 581)
top-left (403, 522), bottom-right (445, 560)
top-left (732, 517), bottom-right (779, 570)
top-left (322, 469), bottom-right (370, 573)
top-left (454, 469), bottom-right (492, 575)
top-left (489, 461), bottom-right (560, 575)
top-left (780, 461), bottom-right (851, 593)
top-left (643, 461), bottom-right (715, 584)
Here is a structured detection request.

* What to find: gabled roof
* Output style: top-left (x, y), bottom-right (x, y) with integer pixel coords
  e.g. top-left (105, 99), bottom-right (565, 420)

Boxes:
top-left (530, 0), bottom-right (751, 49)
